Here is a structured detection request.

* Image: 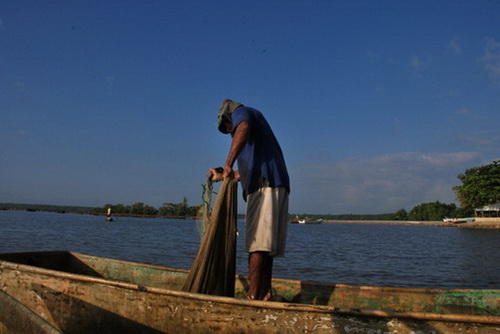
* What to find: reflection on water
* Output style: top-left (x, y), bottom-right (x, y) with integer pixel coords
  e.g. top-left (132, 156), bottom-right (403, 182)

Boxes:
top-left (1, 210), bottom-right (499, 289)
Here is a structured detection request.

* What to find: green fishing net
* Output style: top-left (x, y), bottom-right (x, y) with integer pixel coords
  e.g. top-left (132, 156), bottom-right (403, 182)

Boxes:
top-left (182, 176), bottom-right (238, 297)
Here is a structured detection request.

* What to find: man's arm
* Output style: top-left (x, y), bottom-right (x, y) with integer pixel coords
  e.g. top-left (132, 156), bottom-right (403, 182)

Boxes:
top-left (223, 121), bottom-right (250, 178)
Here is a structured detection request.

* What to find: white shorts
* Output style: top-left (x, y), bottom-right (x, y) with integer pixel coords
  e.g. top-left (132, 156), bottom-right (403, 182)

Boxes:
top-left (245, 187), bottom-right (289, 257)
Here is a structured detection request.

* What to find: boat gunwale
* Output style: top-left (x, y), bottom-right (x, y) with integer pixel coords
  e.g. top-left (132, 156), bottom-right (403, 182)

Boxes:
top-left (1, 251), bottom-right (499, 326)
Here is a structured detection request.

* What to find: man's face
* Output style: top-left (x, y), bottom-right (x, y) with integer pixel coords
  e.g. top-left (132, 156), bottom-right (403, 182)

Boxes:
top-left (221, 120), bottom-right (233, 134)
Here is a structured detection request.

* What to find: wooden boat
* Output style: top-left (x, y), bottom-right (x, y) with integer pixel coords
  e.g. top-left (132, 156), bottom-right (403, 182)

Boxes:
top-left (0, 251), bottom-right (498, 333)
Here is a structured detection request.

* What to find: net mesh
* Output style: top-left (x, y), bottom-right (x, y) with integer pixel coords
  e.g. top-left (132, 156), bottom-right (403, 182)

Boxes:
top-left (182, 176), bottom-right (238, 297)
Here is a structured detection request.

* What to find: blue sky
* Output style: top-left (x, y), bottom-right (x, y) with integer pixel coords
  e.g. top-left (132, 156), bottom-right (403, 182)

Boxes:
top-left (1, 1), bottom-right (499, 214)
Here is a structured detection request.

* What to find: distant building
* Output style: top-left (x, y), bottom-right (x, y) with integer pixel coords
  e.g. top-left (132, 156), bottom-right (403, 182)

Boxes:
top-left (475, 203), bottom-right (500, 218)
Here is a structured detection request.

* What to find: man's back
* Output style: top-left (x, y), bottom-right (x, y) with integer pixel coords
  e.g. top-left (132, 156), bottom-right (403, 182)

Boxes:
top-left (231, 106), bottom-right (289, 197)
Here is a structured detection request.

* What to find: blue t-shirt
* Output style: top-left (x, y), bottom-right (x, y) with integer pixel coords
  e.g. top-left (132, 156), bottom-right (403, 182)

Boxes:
top-left (231, 106), bottom-right (290, 198)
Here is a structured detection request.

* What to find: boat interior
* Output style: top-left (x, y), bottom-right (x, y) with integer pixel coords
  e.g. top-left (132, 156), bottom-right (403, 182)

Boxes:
top-left (0, 251), bottom-right (498, 316)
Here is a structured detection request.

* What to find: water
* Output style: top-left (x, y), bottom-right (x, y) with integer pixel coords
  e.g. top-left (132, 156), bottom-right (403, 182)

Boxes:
top-left (1, 210), bottom-right (498, 289)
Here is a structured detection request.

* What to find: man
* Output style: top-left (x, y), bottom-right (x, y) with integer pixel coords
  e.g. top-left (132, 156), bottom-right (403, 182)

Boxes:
top-left (209, 99), bottom-right (290, 300)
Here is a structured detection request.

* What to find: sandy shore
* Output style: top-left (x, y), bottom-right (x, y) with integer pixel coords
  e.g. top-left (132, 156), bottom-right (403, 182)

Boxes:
top-left (321, 218), bottom-right (500, 229)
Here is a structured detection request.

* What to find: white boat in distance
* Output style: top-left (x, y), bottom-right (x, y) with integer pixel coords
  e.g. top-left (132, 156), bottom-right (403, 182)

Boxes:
top-left (442, 217), bottom-right (468, 224)
top-left (299, 218), bottom-right (322, 224)
top-left (297, 218), bottom-right (323, 224)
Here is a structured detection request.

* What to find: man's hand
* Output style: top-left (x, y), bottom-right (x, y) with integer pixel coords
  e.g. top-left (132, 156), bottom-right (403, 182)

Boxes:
top-left (208, 167), bottom-right (224, 182)
top-left (208, 167), bottom-right (239, 182)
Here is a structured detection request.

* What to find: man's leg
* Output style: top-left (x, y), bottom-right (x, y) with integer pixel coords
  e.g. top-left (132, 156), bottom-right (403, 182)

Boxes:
top-left (246, 251), bottom-right (274, 300)
top-left (245, 187), bottom-right (288, 300)
top-left (261, 255), bottom-right (274, 301)
top-left (246, 251), bottom-right (264, 299)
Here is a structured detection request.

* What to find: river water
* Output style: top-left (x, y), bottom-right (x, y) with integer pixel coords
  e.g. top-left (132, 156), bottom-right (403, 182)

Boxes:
top-left (1, 210), bottom-right (498, 289)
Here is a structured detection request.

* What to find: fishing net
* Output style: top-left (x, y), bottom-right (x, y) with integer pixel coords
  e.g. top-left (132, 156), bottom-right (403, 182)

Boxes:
top-left (182, 176), bottom-right (238, 297)
top-left (195, 176), bottom-right (213, 237)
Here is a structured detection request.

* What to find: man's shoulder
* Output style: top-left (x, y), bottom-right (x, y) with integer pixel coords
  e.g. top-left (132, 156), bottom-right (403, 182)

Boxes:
top-left (234, 106), bottom-right (253, 114)
top-left (233, 106), bottom-right (257, 122)
top-left (234, 106), bottom-right (263, 119)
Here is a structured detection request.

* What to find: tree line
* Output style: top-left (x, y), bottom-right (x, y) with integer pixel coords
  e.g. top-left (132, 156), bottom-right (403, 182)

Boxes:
top-left (295, 201), bottom-right (458, 222)
top-left (94, 197), bottom-right (200, 217)
top-left (97, 199), bottom-right (462, 221)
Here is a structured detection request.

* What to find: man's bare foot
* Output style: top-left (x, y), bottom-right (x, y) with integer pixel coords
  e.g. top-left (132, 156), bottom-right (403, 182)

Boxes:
top-left (262, 291), bottom-right (273, 301)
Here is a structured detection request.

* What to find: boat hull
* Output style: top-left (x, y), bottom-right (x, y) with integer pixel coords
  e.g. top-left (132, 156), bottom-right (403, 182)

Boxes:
top-left (0, 291), bottom-right (62, 334)
top-left (0, 251), bottom-right (498, 333)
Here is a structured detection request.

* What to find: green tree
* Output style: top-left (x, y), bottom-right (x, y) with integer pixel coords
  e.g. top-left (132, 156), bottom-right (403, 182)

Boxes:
top-left (159, 198), bottom-right (200, 217)
top-left (130, 202), bottom-right (146, 215)
top-left (158, 202), bottom-right (178, 216)
top-left (142, 204), bottom-right (159, 215)
top-left (453, 160), bottom-right (500, 212)
top-left (177, 197), bottom-right (189, 216)
top-left (408, 201), bottom-right (457, 221)
top-left (129, 202), bottom-right (158, 215)
top-left (109, 203), bottom-right (131, 214)
top-left (394, 209), bottom-right (408, 221)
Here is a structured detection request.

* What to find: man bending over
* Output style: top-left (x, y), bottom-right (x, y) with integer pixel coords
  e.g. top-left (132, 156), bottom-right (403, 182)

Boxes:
top-left (210, 99), bottom-right (290, 300)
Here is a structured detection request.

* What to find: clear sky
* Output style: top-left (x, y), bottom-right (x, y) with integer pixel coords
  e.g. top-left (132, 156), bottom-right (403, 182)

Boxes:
top-left (1, 1), bottom-right (499, 214)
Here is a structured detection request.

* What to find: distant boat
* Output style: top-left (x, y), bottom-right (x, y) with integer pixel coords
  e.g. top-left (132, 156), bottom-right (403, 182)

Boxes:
top-left (105, 207), bottom-right (113, 222)
top-left (443, 217), bottom-right (467, 224)
top-left (298, 218), bottom-right (323, 224)
top-left (291, 216), bottom-right (323, 224)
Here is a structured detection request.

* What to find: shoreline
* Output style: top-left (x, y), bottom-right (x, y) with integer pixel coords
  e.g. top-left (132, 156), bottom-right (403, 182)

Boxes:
top-left (0, 207), bottom-right (195, 220)
top-left (3, 207), bottom-right (500, 229)
top-left (321, 219), bottom-right (500, 229)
